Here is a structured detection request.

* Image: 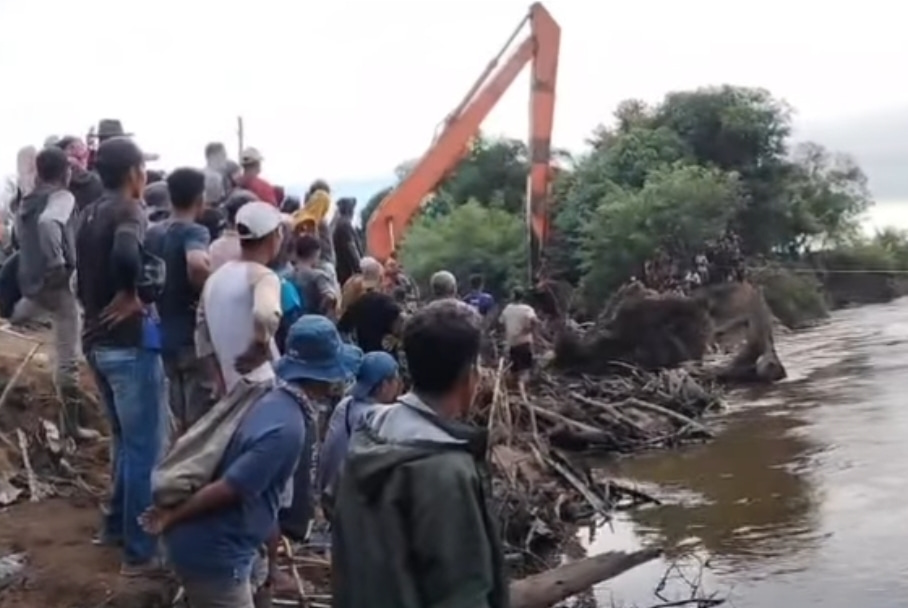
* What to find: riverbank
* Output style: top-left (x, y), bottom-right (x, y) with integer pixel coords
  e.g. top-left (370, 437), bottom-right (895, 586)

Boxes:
top-left (591, 299), bottom-right (908, 607)
top-left (0, 323), bottom-right (703, 608)
top-left (755, 262), bottom-right (908, 329)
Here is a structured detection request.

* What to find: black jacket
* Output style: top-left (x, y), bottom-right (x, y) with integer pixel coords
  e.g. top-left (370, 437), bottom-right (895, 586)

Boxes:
top-left (69, 168), bottom-right (104, 212)
top-left (333, 215), bottom-right (362, 287)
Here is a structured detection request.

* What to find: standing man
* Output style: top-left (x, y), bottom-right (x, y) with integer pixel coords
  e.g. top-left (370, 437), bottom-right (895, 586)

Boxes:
top-left (195, 202), bottom-right (285, 395)
top-left (145, 315), bottom-right (361, 608)
top-left (203, 142), bottom-right (231, 207)
top-left (13, 147), bottom-right (97, 440)
top-left (332, 197), bottom-right (361, 287)
top-left (332, 300), bottom-right (507, 608)
top-left (145, 168), bottom-right (213, 433)
top-left (429, 270), bottom-right (458, 300)
top-left (77, 136), bottom-right (166, 577)
top-left (463, 274), bottom-right (495, 317)
top-left (208, 189), bottom-right (257, 271)
top-left (338, 261), bottom-right (402, 357)
top-left (499, 288), bottom-right (539, 386)
top-left (237, 148), bottom-right (277, 205)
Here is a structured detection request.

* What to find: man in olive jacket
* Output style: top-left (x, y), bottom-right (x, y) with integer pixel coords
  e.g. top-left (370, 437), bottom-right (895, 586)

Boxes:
top-left (331, 300), bottom-right (507, 608)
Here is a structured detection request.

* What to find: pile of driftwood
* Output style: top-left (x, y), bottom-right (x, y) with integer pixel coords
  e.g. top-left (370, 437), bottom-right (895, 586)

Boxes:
top-left (471, 359), bottom-right (722, 574)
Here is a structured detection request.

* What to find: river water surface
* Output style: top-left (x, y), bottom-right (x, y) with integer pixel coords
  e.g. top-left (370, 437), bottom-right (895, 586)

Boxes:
top-left (595, 299), bottom-right (908, 607)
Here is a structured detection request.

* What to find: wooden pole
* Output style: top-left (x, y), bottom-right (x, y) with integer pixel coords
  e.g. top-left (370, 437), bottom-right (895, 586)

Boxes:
top-left (236, 116), bottom-right (245, 158)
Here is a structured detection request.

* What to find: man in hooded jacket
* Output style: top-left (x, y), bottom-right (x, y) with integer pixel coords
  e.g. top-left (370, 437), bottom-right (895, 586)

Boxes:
top-left (331, 300), bottom-right (507, 608)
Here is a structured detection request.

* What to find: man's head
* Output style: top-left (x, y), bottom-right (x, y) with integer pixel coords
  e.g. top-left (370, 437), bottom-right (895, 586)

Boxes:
top-left (223, 189), bottom-right (257, 228)
top-left (224, 160), bottom-right (242, 187)
top-left (55, 136), bottom-right (90, 171)
top-left (512, 287), bottom-right (525, 303)
top-left (16, 146), bottom-right (37, 177)
top-left (240, 147), bottom-right (264, 175)
top-left (143, 182), bottom-right (171, 222)
top-left (35, 147), bottom-right (71, 188)
top-left (404, 300), bottom-right (482, 418)
top-left (236, 201), bottom-right (285, 264)
top-left (96, 119), bottom-right (132, 143)
top-left (275, 315), bottom-right (363, 399)
top-left (361, 256), bottom-right (384, 290)
top-left (281, 195), bottom-right (301, 215)
top-left (469, 274), bottom-right (484, 292)
top-left (307, 179), bottom-right (330, 199)
top-left (146, 169), bottom-right (166, 184)
top-left (337, 197), bottom-right (356, 218)
top-left (166, 167), bottom-right (206, 219)
top-left (93, 137), bottom-right (146, 199)
top-left (385, 257), bottom-right (400, 277)
top-left (351, 351), bottom-right (400, 404)
top-left (430, 270), bottom-right (458, 299)
top-left (294, 233), bottom-right (322, 267)
top-left (204, 142), bottom-right (227, 169)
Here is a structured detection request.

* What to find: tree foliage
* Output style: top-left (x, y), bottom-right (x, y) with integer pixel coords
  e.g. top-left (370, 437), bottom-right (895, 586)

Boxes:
top-left (398, 201), bottom-right (526, 296)
top-left (580, 164), bottom-right (743, 301)
top-left (364, 84), bottom-right (885, 310)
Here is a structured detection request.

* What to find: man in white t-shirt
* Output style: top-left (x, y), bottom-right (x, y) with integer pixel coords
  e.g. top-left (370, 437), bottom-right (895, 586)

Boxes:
top-left (195, 201), bottom-right (285, 395)
top-left (499, 288), bottom-right (539, 381)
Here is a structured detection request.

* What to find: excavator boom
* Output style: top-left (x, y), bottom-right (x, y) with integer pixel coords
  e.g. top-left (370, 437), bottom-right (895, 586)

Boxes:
top-left (366, 3), bottom-right (560, 281)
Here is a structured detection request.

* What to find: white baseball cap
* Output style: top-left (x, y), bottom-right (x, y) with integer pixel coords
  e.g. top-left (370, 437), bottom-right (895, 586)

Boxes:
top-left (241, 146), bottom-right (264, 164)
top-left (236, 201), bottom-right (284, 240)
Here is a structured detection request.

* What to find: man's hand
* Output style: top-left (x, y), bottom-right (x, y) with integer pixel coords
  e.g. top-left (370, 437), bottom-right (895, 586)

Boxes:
top-left (100, 291), bottom-right (143, 327)
top-left (235, 340), bottom-right (271, 375)
top-left (139, 505), bottom-right (176, 535)
top-left (268, 565), bottom-right (301, 598)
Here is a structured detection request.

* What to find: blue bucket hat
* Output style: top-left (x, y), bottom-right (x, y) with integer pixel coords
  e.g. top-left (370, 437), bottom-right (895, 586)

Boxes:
top-left (350, 351), bottom-right (399, 400)
top-left (274, 315), bottom-right (362, 384)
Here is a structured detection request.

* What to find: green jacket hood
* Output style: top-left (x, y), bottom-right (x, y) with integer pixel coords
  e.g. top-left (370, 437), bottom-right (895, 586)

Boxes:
top-left (344, 393), bottom-right (488, 502)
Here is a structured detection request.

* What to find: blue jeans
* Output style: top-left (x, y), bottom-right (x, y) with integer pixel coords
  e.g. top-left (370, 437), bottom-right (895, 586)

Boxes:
top-left (88, 346), bottom-right (166, 565)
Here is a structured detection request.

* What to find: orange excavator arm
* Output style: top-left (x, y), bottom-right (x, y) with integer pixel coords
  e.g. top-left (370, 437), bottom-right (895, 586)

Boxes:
top-left (365, 2), bottom-right (560, 280)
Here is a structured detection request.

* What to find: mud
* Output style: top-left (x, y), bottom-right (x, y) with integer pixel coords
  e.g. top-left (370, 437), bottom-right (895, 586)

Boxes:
top-left (0, 331), bottom-right (159, 608)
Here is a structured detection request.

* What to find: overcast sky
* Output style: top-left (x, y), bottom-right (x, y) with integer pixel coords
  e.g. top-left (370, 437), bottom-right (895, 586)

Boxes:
top-left (0, 0), bottom-right (905, 184)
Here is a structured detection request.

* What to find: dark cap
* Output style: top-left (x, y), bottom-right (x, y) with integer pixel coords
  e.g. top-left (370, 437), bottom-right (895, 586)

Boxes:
top-left (95, 136), bottom-right (144, 169)
top-left (143, 181), bottom-right (170, 209)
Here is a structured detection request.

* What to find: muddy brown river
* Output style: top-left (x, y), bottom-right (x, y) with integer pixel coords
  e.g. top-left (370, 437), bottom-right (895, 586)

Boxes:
top-left (595, 299), bottom-right (908, 607)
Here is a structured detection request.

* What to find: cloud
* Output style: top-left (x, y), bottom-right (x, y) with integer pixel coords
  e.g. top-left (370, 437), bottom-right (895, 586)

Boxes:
top-left (1, 0), bottom-right (905, 184)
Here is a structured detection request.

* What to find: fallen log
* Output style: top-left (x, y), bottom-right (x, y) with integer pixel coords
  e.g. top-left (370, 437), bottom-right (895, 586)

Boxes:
top-left (510, 547), bottom-right (663, 608)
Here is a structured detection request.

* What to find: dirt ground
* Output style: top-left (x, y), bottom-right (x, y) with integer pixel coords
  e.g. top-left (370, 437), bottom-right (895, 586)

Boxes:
top-left (0, 327), bottom-right (170, 608)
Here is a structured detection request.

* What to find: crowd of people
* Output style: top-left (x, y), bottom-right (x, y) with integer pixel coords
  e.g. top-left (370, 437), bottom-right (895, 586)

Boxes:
top-left (0, 125), bottom-right (543, 608)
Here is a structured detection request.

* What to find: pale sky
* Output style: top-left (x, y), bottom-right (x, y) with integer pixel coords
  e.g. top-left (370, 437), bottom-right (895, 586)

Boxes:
top-left (0, 0), bottom-right (905, 184)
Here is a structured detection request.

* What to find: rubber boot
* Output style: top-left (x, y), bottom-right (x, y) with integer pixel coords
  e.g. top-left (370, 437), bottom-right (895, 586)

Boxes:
top-left (59, 384), bottom-right (101, 442)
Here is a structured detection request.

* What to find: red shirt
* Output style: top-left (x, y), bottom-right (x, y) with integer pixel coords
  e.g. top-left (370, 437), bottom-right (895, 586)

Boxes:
top-left (239, 175), bottom-right (278, 205)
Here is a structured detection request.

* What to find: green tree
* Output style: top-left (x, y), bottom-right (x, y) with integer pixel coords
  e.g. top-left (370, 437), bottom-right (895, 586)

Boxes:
top-left (783, 142), bottom-right (871, 250)
top-left (580, 164), bottom-right (743, 302)
top-left (651, 86), bottom-right (794, 253)
top-left (367, 84), bottom-right (885, 316)
top-left (398, 200), bottom-right (526, 296)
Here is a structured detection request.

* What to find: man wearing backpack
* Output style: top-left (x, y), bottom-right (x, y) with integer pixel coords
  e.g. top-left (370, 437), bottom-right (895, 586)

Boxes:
top-left (144, 315), bottom-right (361, 608)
